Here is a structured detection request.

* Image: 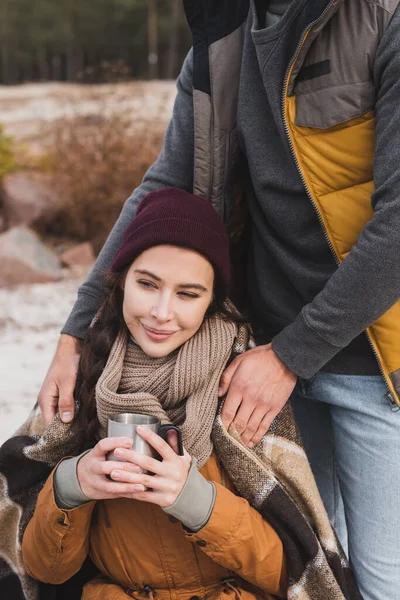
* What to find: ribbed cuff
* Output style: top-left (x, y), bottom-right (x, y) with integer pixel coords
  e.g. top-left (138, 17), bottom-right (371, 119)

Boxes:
top-left (53, 451), bottom-right (92, 509)
top-left (272, 312), bottom-right (342, 379)
top-left (163, 458), bottom-right (216, 532)
top-left (61, 291), bottom-right (102, 340)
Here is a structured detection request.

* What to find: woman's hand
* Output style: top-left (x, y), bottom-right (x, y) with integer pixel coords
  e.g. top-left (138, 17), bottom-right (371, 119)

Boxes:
top-left (77, 437), bottom-right (145, 500)
top-left (109, 426), bottom-right (191, 507)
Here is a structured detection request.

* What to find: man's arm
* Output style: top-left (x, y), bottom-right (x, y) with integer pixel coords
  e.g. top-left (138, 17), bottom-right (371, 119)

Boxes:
top-left (221, 7), bottom-right (400, 445)
top-left (271, 8), bottom-right (400, 378)
top-left (62, 49), bottom-right (195, 340)
top-left (39, 49), bottom-right (195, 423)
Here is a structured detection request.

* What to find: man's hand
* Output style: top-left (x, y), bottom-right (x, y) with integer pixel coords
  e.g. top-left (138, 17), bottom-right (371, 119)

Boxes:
top-left (218, 343), bottom-right (297, 447)
top-left (37, 334), bottom-right (82, 425)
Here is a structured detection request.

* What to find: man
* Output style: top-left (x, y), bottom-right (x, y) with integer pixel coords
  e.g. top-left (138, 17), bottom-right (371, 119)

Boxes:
top-left (38, 1), bottom-right (400, 597)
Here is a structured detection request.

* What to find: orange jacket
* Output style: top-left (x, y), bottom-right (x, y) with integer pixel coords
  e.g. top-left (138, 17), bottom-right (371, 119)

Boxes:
top-left (22, 451), bottom-right (287, 600)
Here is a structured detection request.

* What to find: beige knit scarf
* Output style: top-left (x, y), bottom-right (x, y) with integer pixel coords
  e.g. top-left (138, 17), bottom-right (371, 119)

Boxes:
top-left (95, 315), bottom-right (238, 467)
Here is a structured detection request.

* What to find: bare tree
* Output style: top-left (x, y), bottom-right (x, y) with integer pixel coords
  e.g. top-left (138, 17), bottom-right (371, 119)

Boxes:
top-left (148, 0), bottom-right (158, 79)
top-left (166, 0), bottom-right (180, 79)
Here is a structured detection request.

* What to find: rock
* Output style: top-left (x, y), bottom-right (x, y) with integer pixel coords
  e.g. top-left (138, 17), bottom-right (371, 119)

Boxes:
top-left (3, 172), bottom-right (56, 228)
top-left (0, 227), bottom-right (62, 286)
top-left (60, 242), bottom-right (95, 267)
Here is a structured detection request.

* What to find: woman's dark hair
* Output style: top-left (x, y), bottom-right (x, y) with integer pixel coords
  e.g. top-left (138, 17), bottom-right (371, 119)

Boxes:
top-left (76, 264), bottom-right (247, 445)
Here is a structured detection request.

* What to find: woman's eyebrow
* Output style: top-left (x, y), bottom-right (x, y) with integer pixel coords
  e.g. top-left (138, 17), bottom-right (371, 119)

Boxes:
top-left (134, 269), bottom-right (161, 281)
top-left (178, 283), bottom-right (208, 292)
top-left (134, 269), bottom-right (207, 292)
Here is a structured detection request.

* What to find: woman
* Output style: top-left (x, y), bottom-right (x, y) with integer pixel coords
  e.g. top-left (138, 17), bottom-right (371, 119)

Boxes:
top-left (20, 188), bottom-right (358, 600)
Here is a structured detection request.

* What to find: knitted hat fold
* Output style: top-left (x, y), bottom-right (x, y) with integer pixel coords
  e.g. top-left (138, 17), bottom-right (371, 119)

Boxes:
top-left (112, 187), bottom-right (231, 293)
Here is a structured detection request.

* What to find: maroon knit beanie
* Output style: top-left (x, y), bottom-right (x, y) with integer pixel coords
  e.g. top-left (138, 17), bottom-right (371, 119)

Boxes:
top-left (112, 187), bottom-right (231, 293)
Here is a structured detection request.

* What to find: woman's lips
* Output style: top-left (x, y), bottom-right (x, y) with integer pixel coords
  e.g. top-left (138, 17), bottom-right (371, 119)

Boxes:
top-left (141, 324), bottom-right (178, 342)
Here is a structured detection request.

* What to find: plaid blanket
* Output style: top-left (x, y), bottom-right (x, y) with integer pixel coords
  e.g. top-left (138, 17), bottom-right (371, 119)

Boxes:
top-left (0, 390), bottom-right (362, 599)
top-left (0, 406), bottom-right (93, 600)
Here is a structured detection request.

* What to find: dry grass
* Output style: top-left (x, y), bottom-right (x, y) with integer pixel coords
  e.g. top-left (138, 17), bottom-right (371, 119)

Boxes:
top-left (34, 108), bottom-right (166, 252)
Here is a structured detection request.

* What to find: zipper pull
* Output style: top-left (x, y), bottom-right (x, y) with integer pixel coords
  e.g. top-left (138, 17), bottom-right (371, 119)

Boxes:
top-left (386, 392), bottom-right (400, 412)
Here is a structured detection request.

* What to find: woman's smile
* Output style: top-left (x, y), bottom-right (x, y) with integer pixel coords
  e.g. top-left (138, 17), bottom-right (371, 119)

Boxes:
top-left (141, 323), bottom-right (180, 342)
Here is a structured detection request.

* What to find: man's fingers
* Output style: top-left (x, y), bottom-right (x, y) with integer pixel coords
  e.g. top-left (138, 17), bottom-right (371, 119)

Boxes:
top-left (221, 387), bottom-right (242, 429)
top-left (231, 399), bottom-right (255, 436)
top-left (240, 406), bottom-right (268, 446)
top-left (218, 356), bottom-right (241, 397)
top-left (39, 401), bottom-right (56, 426)
top-left (249, 412), bottom-right (275, 446)
top-left (37, 382), bottom-right (58, 425)
top-left (58, 378), bottom-right (77, 422)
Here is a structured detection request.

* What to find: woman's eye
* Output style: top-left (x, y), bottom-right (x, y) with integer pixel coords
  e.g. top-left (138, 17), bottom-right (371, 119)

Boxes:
top-left (178, 292), bottom-right (199, 299)
top-left (138, 280), bottom-right (156, 289)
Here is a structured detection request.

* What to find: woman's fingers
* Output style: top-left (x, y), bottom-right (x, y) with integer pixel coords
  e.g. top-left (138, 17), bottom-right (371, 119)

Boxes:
top-left (137, 426), bottom-right (178, 461)
top-left (102, 480), bottom-right (147, 495)
top-left (113, 446), bottom-right (165, 475)
top-left (94, 437), bottom-right (133, 457)
top-left (119, 490), bottom-right (166, 504)
top-left (110, 470), bottom-right (169, 491)
top-left (99, 460), bottom-right (141, 476)
top-left (166, 429), bottom-right (179, 454)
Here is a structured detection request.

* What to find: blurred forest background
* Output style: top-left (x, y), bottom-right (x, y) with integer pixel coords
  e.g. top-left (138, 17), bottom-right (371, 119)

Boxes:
top-left (0, 0), bottom-right (191, 442)
top-left (0, 0), bottom-right (191, 84)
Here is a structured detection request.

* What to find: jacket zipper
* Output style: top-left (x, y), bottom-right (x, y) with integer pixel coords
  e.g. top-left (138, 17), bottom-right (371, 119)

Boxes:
top-left (280, 0), bottom-right (397, 407)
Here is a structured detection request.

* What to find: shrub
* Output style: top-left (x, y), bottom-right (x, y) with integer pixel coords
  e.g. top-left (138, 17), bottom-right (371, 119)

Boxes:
top-left (35, 111), bottom-right (166, 253)
top-left (0, 125), bottom-right (17, 181)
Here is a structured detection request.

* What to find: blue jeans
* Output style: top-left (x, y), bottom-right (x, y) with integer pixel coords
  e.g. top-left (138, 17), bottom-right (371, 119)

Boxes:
top-left (290, 373), bottom-right (400, 600)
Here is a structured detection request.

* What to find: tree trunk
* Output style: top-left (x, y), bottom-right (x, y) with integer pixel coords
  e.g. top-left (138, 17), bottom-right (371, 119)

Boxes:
top-left (0, 42), bottom-right (9, 84)
top-left (148, 0), bottom-right (158, 79)
top-left (37, 48), bottom-right (49, 80)
top-left (166, 0), bottom-right (180, 79)
top-left (0, 0), bottom-right (9, 84)
top-left (51, 54), bottom-right (62, 81)
top-left (66, 48), bottom-right (84, 81)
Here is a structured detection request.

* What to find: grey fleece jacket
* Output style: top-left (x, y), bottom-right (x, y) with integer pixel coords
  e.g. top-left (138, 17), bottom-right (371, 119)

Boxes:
top-left (62, 2), bottom-right (400, 380)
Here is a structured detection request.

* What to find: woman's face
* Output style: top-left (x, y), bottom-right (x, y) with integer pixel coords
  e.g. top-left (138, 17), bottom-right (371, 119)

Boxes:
top-left (122, 245), bottom-right (214, 357)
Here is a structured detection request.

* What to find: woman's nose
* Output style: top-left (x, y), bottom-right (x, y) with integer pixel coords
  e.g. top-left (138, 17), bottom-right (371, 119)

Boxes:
top-left (151, 294), bottom-right (173, 322)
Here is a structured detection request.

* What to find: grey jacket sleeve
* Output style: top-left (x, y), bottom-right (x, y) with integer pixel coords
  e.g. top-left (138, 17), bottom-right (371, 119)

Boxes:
top-left (53, 451), bottom-right (91, 509)
top-left (61, 49), bottom-right (195, 339)
top-left (163, 457), bottom-right (216, 532)
top-left (54, 452), bottom-right (215, 531)
top-left (272, 6), bottom-right (400, 378)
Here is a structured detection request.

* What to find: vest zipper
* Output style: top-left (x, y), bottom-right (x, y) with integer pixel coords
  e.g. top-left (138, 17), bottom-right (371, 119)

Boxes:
top-left (281, 0), bottom-right (338, 264)
top-left (280, 0), bottom-right (396, 406)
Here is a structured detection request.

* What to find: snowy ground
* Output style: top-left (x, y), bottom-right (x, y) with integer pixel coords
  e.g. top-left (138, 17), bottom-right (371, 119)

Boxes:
top-left (0, 81), bottom-right (176, 445)
top-left (0, 80), bottom-right (176, 140)
top-left (0, 276), bottom-right (85, 444)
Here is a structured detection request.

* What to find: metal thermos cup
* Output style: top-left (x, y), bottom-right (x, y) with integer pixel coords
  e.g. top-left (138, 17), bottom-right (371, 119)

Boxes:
top-left (106, 413), bottom-right (183, 463)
